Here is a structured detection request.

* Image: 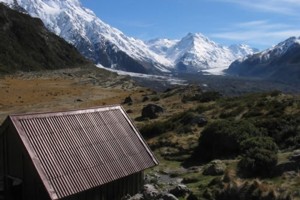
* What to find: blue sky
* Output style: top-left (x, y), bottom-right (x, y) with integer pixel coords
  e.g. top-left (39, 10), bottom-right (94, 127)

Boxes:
top-left (81, 0), bottom-right (300, 50)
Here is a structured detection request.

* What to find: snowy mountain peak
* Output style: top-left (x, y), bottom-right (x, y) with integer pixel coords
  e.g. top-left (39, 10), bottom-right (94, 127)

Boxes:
top-left (1, 0), bottom-right (257, 75)
top-left (268, 36), bottom-right (300, 55)
top-left (229, 44), bottom-right (259, 58)
top-left (258, 36), bottom-right (300, 62)
top-left (187, 32), bottom-right (209, 39)
top-left (157, 33), bottom-right (256, 74)
top-left (181, 32), bottom-right (218, 48)
top-left (0, 0), bottom-right (173, 74)
top-left (227, 36), bottom-right (300, 83)
top-left (186, 32), bottom-right (206, 39)
top-left (147, 38), bottom-right (179, 55)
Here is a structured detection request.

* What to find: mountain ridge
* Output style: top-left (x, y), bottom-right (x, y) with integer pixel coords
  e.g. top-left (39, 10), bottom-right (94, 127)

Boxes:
top-left (0, 0), bottom-right (173, 74)
top-left (226, 36), bottom-right (300, 83)
top-left (147, 33), bottom-right (257, 74)
top-left (0, 0), bottom-right (258, 75)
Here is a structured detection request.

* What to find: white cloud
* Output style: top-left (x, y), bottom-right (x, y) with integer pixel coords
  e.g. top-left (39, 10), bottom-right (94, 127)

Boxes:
top-left (215, 0), bottom-right (300, 15)
top-left (210, 20), bottom-right (300, 49)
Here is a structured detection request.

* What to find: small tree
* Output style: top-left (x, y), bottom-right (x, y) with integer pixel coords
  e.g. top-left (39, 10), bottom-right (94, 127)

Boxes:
top-left (238, 136), bottom-right (278, 177)
top-left (195, 120), bottom-right (258, 161)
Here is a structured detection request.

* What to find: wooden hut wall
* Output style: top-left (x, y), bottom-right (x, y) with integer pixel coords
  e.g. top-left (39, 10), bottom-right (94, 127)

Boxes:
top-left (22, 155), bottom-right (51, 200)
top-left (6, 126), bottom-right (23, 177)
top-left (4, 126), bottom-right (50, 200)
top-left (0, 126), bottom-right (4, 179)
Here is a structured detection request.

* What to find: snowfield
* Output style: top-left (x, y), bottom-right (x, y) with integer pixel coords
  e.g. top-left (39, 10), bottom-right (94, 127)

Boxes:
top-left (96, 64), bottom-right (187, 86)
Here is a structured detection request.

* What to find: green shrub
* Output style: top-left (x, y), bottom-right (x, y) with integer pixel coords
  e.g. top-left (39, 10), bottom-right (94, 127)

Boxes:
top-left (255, 116), bottom-right (300, 149)
top-left (140, 121), bottom-right (172, 138)
top-left (243, 108), bottom-right (263, 118)
top-left (194, 104), bottom-right (211, 113)
top-left (140, 122), bottom-right (167, 138)
top-left (198, 91), bottom-right (222, 102)
top-left (182, 91), bottom-right (221, 103)
top-left (195, 120), bottom-right (259, 161)
top-left (219, 106), bottom-right (245, 119)
top-left (150, 96), bottom-right (160, 101)
top-left (238, 136), bottom-right (278, 177)
top-left (269, 90), bottom-right (282, 97)
top-left (180, 112), bottom-right (196, 125)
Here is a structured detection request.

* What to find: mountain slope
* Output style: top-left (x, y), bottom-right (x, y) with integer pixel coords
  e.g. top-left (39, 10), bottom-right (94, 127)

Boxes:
top-left (0, 3), bottom-right (90, 73)
top-left (226, 37), bottom-right (300, 83)
top-left (147, 38), bottom-right (179, 56)
top-left (0, 0), bottom-right (172, 74)
top-left (1, 0), bottom-right (258, 75)
top-left (147, 33), bottom-right (257, 74)
top-left (229, 44), bottom-right (259, 58)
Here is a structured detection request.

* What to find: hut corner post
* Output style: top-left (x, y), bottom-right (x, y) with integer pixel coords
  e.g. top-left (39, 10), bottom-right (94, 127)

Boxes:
top-left (2, 127), bottom-right (9, 200)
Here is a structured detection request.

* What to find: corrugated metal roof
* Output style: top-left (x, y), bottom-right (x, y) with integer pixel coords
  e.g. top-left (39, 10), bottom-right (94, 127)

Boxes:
top-left (8, 105), bottom-right (158, 200)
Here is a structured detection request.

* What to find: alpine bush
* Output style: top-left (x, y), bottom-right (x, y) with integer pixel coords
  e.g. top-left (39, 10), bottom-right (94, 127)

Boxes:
top-left (238, 136), bottom-right (278, 177)
top-left (195, 120), bottom-right (259, 161)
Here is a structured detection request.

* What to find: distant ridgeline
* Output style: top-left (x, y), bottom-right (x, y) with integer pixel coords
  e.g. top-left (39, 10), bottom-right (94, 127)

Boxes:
top-left (226, 37), bottom-right (300, 84)
top-left (0, 3), bottom-right (90, 73)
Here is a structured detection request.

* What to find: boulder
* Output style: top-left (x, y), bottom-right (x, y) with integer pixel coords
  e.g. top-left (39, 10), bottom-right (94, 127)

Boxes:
top-left (158, 192), bottom-right (178, 200)
top-left (142, 184), bottom-right (159, 200)
top-left (289, 149), bottom-right (300, 161)
top-left (123, 96), bottom-right (133, 105)
top-left (142, 104), bottom-right (164, 119)
top-left (127, 193), bottom-right (143, 200)
top-left (121, 194), bottom-right (132, 200)
top-left (203, 160), bottom-right (226, 176)
top-left (169, 184), bottom-right (190, 197)
top-left (191, 115), bottom-right (208, 127)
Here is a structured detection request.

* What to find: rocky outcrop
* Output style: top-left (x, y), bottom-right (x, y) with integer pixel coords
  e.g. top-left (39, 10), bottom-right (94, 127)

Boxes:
top-left (124, 184), bottom-right (193, 200)
top-left (204, 170), bottom-right (293, 200)
top-left (203, 160), bottom-right (226, 176)
top-left (143, 184), bottom-right (160, 200)
top-left (158, 193), bottom-right (178, 200)
top-left (289, 149), bottom-right (300, 161)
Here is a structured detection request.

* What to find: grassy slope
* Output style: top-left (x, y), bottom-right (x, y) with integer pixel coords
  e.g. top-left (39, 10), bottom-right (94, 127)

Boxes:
top-left (1, 70), bottom-right (300, 199)
top-left (141, 88), bottom-right (300, 199)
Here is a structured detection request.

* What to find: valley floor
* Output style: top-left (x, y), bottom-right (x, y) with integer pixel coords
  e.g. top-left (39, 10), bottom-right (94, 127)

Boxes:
top-left (1, 67), bottom-right (300, 200)
top-left (0, 68), bottom-right (139, 124)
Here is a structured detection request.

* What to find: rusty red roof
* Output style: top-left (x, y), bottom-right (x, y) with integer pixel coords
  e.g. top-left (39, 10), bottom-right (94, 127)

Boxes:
top-left (6, 105), bottom-right (158, 200)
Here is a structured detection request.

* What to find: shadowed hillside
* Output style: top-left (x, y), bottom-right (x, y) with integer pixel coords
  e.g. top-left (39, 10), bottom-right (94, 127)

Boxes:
top-left (0, 3), bottom-right (90, 73)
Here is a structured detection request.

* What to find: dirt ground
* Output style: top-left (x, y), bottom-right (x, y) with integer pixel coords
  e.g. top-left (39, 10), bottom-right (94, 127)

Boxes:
top-left (0, 68), bottom-right (144, 124)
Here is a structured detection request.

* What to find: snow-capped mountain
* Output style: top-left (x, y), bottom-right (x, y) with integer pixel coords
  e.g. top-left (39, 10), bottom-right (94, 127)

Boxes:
top-left (259, 36), bottom-right (300, 62)
top-left (227, 36), bottom-right (300, 83)
top-left (0, 0), bottom-right (172, 74)
top-left (147, 33), bottom-right (257, 74)
top-left (229, 44), bottom-right (259, 58)
top-left (1, 0), bottom-right (257, 75)
top-left (146, 38), bottom-right (179, 55)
